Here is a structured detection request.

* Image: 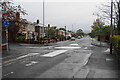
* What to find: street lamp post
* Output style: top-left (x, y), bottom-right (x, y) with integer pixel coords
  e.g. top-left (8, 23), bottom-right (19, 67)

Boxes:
top-left (110, 0), bottom-right (113, 54)
top-left (43, 0), bottom-right (45, 44)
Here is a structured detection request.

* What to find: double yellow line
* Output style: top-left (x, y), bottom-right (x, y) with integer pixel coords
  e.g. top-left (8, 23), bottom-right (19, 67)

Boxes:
top-left (0, 56), bottom-right (18, 65)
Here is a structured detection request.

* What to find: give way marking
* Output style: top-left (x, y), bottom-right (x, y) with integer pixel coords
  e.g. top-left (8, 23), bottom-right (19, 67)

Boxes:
top-left (55, 46), bottom-right (81, 49)
top-left (70, 44), bottom-right (79, 46)
top-left (41, 50), bottom-right (68, 57)
top-left (104, 48), bottom-right (110, 52)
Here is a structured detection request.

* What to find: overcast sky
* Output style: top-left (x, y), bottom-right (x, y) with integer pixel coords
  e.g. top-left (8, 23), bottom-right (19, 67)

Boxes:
top-left (14, 0), bottom-right (109, 33)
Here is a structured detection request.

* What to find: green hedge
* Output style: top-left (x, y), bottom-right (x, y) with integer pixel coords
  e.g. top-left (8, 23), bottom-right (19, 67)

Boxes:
top-left (112, 35), bottom-right (120, 51)
top-left (17, 36), bottom-right (26, 41)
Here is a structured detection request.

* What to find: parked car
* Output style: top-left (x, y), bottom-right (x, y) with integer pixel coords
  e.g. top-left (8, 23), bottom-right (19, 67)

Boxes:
top-left (70, 37), bottom-right (75, 41)
top-left (66, 36), bottom-right (71, 40)
top-left (78, 36), bottom-right (81, 39)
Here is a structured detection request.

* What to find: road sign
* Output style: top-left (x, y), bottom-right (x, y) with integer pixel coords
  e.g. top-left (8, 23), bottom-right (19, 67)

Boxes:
top-left (4, 21), bottom-right (10, 27)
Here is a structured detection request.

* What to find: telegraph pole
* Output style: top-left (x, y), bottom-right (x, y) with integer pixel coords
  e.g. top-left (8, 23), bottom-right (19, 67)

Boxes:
top-left (110, 0), bottom-right (113, 54)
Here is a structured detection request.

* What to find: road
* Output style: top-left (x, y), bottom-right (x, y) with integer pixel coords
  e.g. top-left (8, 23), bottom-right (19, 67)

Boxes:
top-left (2, 36), bottom-right (94, 78)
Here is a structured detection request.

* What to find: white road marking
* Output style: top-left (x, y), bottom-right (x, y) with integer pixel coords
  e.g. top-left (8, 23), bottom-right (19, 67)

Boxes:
top-left (84, 47), bottom-right (88, 49)
top-left (104, 48), bottom-right (110, 52)
top-left (83, 53), bottom-right (92, 66)
top-left (26, 47), bottom-right (40, 49)
top-left (106, 58), bottom-right (113, 61)
top-left (4, 72), bottom-right (14, 77)
top-left (17, 53), bottom-right (40, 59)
top-left (70, 44), bottom-right (79, 46)
top-left (4, 62), bottom-right (13, 66)
top-left (55, 46), bottom-right (81, 49)
top-left (90, 45), bottom-right (93, 47)
top-left (41, 50), bottom-right (68, 57)
top-left (25, 61), bottom-right (38, 66)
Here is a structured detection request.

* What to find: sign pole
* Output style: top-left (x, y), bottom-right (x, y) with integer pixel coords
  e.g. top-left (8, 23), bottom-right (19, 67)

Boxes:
top-left (6, 27), bottom-right (9, 51)
top-left (3, 20), bottom-right (10, 51)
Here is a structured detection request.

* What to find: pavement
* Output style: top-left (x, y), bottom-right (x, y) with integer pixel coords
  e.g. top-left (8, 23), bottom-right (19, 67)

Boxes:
top-left (1, 36), bottom-right (120, 79)
top-left (85, 38), bottom-right (119, 79)
top-left (91, 38), bottom-right (109, 47)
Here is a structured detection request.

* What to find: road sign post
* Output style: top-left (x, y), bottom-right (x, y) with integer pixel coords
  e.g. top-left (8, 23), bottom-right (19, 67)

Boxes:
top-left (3, 20), bottom-right (10, 51)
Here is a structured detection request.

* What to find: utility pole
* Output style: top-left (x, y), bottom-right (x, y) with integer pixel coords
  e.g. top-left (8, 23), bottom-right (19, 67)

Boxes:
top-left (110, 0), bottom-right (113, 54)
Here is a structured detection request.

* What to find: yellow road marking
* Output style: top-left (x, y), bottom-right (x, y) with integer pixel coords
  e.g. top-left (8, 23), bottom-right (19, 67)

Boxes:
top-left (3, 58), bottom-right (17, 64)
top-left (0, 55), bottom-right (12, 60)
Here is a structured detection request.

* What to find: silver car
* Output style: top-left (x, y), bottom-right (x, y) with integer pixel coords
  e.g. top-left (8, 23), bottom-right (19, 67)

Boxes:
top-left (70, 37), bottom-right (75, 41)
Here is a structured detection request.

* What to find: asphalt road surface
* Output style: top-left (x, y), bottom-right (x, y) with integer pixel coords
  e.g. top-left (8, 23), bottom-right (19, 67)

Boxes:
top-left (2, 36), bottom-right (93, 78)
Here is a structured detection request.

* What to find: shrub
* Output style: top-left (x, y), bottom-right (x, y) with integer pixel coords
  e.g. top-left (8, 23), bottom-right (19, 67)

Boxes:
top-left (17, 36), bottom-right (26, 41)
top-left (112, 35), bottom-right (120, 51)
top-left (43, 37), bottom-right (48, 40)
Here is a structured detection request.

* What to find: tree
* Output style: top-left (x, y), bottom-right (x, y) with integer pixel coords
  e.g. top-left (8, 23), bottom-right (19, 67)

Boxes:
top-left (101, 25), bottom-right (110, 35)
top-left (59, 28), bottom-right (66, 31)
top-left (48, 29), bottom-right (56, 39)
top-left (91, 25), bottom-right (100, 36)
top-left (1, 0), bottom-right (27, 42)
top-left (91, 19), bottom-right (103, 36)
top-left (76, 29), bottom-right (84, 36)
top-left (93, 0), bottom-right (120, 35)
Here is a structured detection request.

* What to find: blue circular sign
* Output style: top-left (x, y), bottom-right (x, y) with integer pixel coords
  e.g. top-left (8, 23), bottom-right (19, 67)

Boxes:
top-left (4, 21), bottom-right (10, 27)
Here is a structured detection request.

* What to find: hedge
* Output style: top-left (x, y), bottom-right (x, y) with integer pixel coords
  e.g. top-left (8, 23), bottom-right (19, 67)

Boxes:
top-left (17, 36), bottom-right (26, 41)
top-left (112, 35), bottom-right (120, 51)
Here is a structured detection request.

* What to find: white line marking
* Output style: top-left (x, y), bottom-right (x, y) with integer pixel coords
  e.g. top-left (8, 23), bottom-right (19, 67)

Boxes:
top-left (106, 58), bottom-right (113, 61)
top-left (55, 46), bottom-right (81, 49)
top-left (70, 44), bottom-right (79, 46)
top-left (4, 62), bottom-right (13, 66)
top-left (4, 72), bottom-right (14, 77)
top-left (25, 61), bottom-right (38, 66)
top-left (84, 47), bottom-right (88, 49)
top-left (83, 53), bottom-right (92, 66)
top-left (26, 47), bottom-right (40, 49)
top-left (17, 53), bottom-right (40, 59)
top-left (104, 48), bottom-right (110, 52)
top-left (90, 45), bottom-right (93, 47)
top-left (41, 50), bottom-right (68, 57)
